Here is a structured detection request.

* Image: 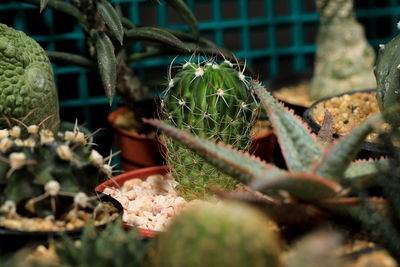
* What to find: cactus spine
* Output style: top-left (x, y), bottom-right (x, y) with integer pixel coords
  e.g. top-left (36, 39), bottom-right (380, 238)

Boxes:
top-left (152, 201), bottom-right (281, 267)
top-left (161, 56), bottom-right (258, 199)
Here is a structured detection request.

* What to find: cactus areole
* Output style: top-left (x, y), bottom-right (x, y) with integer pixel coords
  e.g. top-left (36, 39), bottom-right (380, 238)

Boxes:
top-left (375, 33), bottom-right (400, 125)
top-left (0, 23), bottom-right (60, 131)
top-left (161, 56), bottom-right (258, 198)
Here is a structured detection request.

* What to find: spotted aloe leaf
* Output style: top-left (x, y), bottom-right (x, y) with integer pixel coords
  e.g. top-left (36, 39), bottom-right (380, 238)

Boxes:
top-left (250, 80), bottom-right (323, 172)
top-left (143, 118), bottom-right (285, 185)
top-left (314, 113), bottom-right (386, 183)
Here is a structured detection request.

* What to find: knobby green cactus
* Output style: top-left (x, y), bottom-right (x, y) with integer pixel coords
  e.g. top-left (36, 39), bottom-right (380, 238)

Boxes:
top-left (310, 0), bottom-right (376, 100)
top-left (0, 23), bottom-right (60, 131)
top-left (151, 201), bottom-right (281, 267)
top-left (375, 26), bottom-right (400, 125)
top-left (0, 120), bottom-right (117, 228)
top-left (145, 79), bottom-right (400, 257)
top-left (161, 55), bottom-right (258, 199)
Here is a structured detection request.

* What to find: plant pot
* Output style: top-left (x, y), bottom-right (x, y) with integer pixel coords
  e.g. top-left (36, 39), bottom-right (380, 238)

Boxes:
top-left (0, 194), bottom-right (123, 255)
top-left (302, 89), bottom-right (388, 158)
top-left (108, 107), bottom-right (166, 171)
top-left (267, 71), bottom-right (314, 116)
top-left (95, 165), bottom-right (170, 238)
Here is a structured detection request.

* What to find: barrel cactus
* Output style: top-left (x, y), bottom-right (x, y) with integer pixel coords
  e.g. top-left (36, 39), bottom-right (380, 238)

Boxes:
top-left (309, 0), bottom-right (376, 100)
top-left (0, 23), bottom-right (59, 131)
top-left (374, 25), bottom-right (400, 125)
top-left (0, 120), bottom-right (116, 230)
top-left (161, 56), bottom-right (258, 199)
top-left (151, 201), bottom-right (281, 267)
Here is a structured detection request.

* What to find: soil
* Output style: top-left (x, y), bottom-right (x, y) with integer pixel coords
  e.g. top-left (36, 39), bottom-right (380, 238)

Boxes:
top-left (0, 202), bottom-right (120, 232)
top-left (310, 91), bottom-right (389, 143)
top-left (114, 109), bottom-right (157, 139)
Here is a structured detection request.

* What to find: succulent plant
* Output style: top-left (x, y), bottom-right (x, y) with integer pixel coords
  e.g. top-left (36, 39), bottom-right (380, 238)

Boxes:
top-left (374, 26), bottom-right (400, 126)
top-left (0, 23), bottom-right (59, 132)
top-left (9, 0), bottom-right (225, 113)
top-left (310, 0), bottom-right (376, 100)
top-left (151, 201), bottom-right (281, 267)
top-left (0, 118), bottom-right (117, 227)
top-left (144, 79), bottom-right (400, 261)
top-left (161, 55), bottom-right (258, 199)
top-left (52, 219), bottom-right (151, 267)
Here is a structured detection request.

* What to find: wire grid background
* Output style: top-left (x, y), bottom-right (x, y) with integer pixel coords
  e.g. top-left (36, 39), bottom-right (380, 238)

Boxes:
top-left (1, 0), bottom-right (400, 158)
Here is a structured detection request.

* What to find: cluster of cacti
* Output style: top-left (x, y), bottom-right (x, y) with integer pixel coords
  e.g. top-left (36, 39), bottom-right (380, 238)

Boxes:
top-left (145, 79), bottom-right (400, 261)
top-left (161, 55), bottom-right (259, 199)
top-left (374, 25), bottom-right (400, 126)
top-left (310, 0), bottom-right (376, 100)
top-left (151, 201), bottom-right (281, 267)
top-left (0, 119), bottom-right (114, 223)
top-left (0, 23), bottom-right (59, 131)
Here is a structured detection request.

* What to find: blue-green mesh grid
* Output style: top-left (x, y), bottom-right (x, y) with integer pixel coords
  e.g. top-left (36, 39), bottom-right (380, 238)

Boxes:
top-left (1, 0), bottom-right (400, 160)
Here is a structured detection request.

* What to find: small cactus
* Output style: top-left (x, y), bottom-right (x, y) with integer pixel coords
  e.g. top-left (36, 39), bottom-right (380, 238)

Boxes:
top-left (161, 55), bottom-right (258, 199)
top-left (0, 119), bottom-right (116, 227)
top-left (151, 201), bottom-right (281, 267)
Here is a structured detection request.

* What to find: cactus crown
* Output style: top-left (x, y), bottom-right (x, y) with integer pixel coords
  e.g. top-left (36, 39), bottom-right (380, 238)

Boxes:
top-left (0, 118), bottom-right (116, 227)
top-left (146, 79), bottom-right (390, 211)
top-left (160, 55), bottom-right (259, 199)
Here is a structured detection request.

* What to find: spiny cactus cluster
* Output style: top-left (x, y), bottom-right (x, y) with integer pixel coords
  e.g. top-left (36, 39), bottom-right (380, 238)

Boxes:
top-left (0, 118), bottom-right (117, 227)
top-left (161, 55), bottom-right (258, 199)
top-left (151, 201), bottom-right (281, 267)
top-left (145, 79), bottom-right (400, 261)
top-left (0, 23), bottom-right (60, 131)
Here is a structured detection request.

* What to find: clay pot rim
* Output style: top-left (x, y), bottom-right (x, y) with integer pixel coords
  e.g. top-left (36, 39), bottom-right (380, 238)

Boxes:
top-left (95, 165), bottom-right (171, 238)
top-left (108, 107), bottom-right (161, 143)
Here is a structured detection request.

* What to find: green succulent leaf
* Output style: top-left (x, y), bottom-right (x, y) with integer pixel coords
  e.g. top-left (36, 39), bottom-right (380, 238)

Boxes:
top-left (251, 172), bottom-right (342, 201)
top-left (125, 26), bottom-right (189, 51)
top-left (93, 30), bottom-right (116, 106)
top-left (16, 0), bottom-right (84, 22)
top-left (250, 80), bottom-right (323, 172)
top-left (40, 0), bottom-right (49, 12)
top-left (144, 118), bottom-right (283, 185)
top-left (314, 113), bottom-right (385, 183)
top-left (96, 0), bottom-right (124, 45)
top-left (164, 0), bottom-right (199, 38)
top-left (46, 51), bottom-right (97, 70)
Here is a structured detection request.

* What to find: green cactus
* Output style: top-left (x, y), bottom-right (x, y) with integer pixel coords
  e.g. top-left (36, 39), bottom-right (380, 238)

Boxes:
top-left (374, 29), bottom-right (400, 125)
top-left (161, 55), bottom-right (258, 199)
top-left (0, 120), bottom-right (116, 227)
top-left (0, 23), bottom-right (60, 131)
top-left (145, 79), bottom-right (400, 259)
top-left (310, 0), bottom-right (376, 100)
top-left (151, 201), bottom-right (281, 267)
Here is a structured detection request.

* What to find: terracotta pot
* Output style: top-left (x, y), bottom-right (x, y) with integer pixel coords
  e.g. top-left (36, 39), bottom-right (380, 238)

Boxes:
top-left (249, 130), bottom-right (277, 162)
top-left (95, 165), bottom-right (170, 238)
top-left (108, 107), bottom-right (166, 171)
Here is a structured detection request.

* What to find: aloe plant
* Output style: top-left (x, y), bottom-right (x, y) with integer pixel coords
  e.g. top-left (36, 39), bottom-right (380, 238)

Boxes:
top-left (144, 79), bottom-right (400, 261)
